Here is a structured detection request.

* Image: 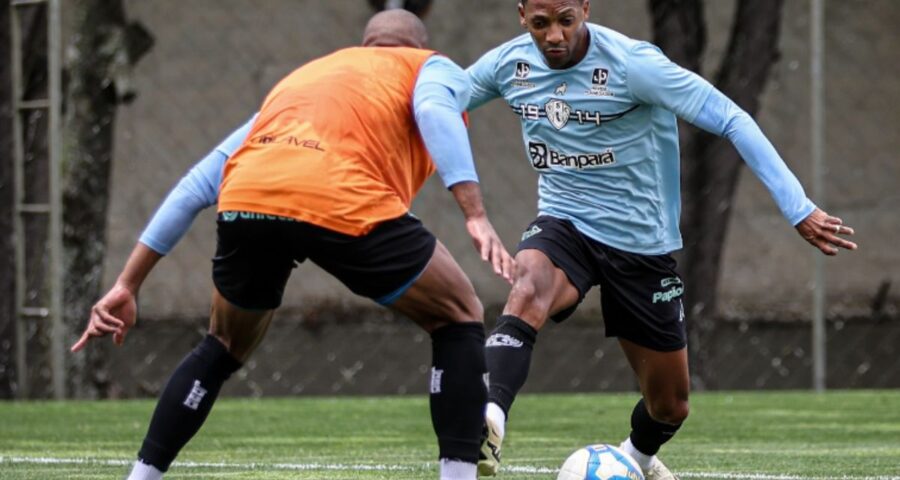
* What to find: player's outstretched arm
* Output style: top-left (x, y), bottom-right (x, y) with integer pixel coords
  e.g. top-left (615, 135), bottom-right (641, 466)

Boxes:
top-left (450, 181), bottom-right (515, 283)
top-left (794, 207), bottom-right (857, 256)
top-left (71, 243), bottom-right (162, 352)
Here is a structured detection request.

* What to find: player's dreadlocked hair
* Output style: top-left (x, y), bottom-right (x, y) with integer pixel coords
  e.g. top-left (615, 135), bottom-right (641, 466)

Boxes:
top-left (367, 0), bottom-right (432, 18)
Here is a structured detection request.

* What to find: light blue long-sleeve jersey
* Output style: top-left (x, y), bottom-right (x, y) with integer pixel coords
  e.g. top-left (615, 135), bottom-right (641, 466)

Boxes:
top-left (139, 55), bottom-right (476, 255)
top-left (467, 23), bottom-right (815, 255)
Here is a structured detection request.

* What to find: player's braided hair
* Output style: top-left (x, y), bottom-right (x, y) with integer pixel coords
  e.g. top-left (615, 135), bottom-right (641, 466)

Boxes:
top-left (367, 0), bottom-right (432, 18)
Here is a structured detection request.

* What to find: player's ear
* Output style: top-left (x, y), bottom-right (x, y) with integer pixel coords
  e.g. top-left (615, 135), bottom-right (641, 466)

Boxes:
top-left (582, 0), bottom-right (591, 21)
top-left (518, 2), bottom-right (527, 29)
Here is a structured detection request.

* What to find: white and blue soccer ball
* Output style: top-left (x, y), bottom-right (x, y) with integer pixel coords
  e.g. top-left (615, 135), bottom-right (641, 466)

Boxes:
top-left (556, 444), bottom-right (645, 480)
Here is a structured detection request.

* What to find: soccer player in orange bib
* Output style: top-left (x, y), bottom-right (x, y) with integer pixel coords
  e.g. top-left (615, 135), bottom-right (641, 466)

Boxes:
top-left (72, 10), bottom-right (513, 480)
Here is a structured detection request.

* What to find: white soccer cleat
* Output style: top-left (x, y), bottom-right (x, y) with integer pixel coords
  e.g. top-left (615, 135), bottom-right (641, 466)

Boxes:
top-left (643, 457), bottom-right (679, 480)
top-left (477, 417), bottom-right (503, 476)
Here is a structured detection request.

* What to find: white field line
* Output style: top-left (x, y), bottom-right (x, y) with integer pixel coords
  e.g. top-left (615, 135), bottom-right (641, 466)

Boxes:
top-left (1, 456), bottom-right (898, 479)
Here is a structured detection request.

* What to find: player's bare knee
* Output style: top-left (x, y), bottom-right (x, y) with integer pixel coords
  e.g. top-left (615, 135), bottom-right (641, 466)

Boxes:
top-left (508, 276), bottom-right (553, 320)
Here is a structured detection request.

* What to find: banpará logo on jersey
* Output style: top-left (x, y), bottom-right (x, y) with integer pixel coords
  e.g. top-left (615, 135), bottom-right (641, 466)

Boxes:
top-left (511, 61), bottom-right (536, 89)
top-left (587, 66), bottom-right (615, 97)
top-left (528, 141), bottom-right (616, 171)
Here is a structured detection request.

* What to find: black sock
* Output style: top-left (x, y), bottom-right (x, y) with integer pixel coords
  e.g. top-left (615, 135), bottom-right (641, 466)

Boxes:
top-left (629, 398), bottom-right (682, 456)
top-left (485, 315), bottom-right (537, 415)
top-left (137, 335), bottom-right (242, 471)
top-left (429, 322), bottom-right (487, 463)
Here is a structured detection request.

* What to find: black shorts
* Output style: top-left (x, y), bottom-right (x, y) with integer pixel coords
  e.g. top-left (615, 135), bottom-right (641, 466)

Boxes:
top-left (212, 212), bottom-right (436, 310)
top-left (517, 215), bottom-right (686, 351)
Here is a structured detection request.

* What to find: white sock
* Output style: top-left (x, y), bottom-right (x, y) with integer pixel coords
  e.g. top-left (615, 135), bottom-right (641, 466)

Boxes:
top-left (127, 460), bottom-right (164, 480)
top-left (439, 459), bottom-right (477, 480)
top-left (619, 437), bottom-right (654, 470)
top-left (485, 402), bottom-right (507, 438)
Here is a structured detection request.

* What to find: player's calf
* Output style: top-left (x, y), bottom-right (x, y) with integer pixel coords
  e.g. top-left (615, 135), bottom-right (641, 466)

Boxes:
top-left (130, 335), bottom-right (242, 478)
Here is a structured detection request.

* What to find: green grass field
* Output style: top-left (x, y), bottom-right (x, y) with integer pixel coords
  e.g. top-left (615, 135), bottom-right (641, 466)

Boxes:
top-left (2, 391), bottom-right (899, 479)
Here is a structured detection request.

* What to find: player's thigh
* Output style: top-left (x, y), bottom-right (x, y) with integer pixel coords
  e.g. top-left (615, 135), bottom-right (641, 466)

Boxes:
top-left (210, 212), bottom-right (298, 361)
top-left (209, 288), bottom-right (275, 363)
top-left (506, 216), bottom-right (592, 328)
top-left (308, 214), bottom-right (480, 328)
top-left (391, 240), bottom-right (483, 331)
top-left (504, 248), bottom-right (580, 330)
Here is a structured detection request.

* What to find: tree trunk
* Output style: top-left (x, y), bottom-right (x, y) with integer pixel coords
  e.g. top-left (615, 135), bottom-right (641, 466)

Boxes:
top-left (0, 0), bottom-right (14, 399)
top-left (648, 0), bottom-right (785, 388)
top-left (63, 0), bottom-right (152, 398)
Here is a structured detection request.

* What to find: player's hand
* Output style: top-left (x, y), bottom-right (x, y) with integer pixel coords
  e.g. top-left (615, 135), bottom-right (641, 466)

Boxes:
top-left (71, 283), bottom-right (137, 352)
top-left (465, 215), bottom-right (516, 283)
top-left (795, 208), bottom-right (858, 256)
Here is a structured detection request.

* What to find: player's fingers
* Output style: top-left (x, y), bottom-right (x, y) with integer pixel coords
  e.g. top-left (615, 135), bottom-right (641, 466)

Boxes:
top-left (828, 235), bottom-right (858, 251)
top-left (94, 307), bottom-right (125, 329)
top-left (70, 331), bottom-right (90, 352)
top-left (70, 327), bottom-right (100, 352)
top-left (815, 239), bottom-right (838, 256)
top-left (501, 252), bottom-right (516, 284)
top-left (490, 240), bottom-right (505, 276)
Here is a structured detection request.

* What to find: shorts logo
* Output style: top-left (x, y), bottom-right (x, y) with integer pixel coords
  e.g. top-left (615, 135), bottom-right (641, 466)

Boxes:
top-left (544, 99), bottom-right (572, 130)
top-left (653, 284), bottom-right (684, 304)
top-left (486, 333), bottom-right (524, 348)
top-left (221, 211), bottom-right (239, 222)
top-left (430, 367), bottom-right (443, 394)
top-left (183, 380), bottom-right (207, 410)
top-left (515, 62), bottom-right (531, 79)
top-left (528, 141), bottom-right (616, 171)
top-left (661, 277), bottom-right (682, 288)
top-left (521, 225), bottom-right (543, 241)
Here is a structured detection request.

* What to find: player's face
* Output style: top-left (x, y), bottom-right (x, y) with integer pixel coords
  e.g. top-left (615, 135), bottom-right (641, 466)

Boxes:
top-left (519, 0), bottom-right (590, 69)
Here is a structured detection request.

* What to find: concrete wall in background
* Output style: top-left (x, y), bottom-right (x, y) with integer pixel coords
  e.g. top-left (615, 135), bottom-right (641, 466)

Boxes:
top-left (105, 0), bottom-right (899, 321)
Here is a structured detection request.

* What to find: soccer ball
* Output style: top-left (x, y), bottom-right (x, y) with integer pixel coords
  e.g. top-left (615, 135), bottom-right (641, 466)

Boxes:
top-left (556, 444), bottom-right (645, 480)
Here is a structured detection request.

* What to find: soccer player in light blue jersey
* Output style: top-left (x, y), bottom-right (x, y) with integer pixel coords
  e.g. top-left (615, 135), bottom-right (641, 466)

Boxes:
top-left (467, 1), bottom-right (858, 479)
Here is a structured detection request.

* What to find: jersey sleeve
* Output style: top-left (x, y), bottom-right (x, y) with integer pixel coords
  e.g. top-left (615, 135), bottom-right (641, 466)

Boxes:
top-left (413, 56), bottom-right (479, 188)
top-left (691, 90), bottom-right (816, 225)
top-left (627, 42), bottom-right (713, 123)
top-left (138, 115), bottom-right (255, 254)
top-left (465, 46), bottom-right (503, 111)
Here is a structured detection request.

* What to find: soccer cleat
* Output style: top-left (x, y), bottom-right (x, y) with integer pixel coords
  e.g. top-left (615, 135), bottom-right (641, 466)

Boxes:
top-left (477, 418), bottom-right (503, 476)
top-left (643, 457), bottom-right (679, 480)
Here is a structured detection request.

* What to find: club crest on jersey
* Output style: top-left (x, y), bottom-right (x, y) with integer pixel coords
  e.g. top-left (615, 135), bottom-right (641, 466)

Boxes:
top-left (544, 99), bottom-right (571, 130)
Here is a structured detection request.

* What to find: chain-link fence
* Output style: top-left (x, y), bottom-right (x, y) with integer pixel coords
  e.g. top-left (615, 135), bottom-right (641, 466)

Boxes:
top-left (5, 0), bottom-right (899, 399)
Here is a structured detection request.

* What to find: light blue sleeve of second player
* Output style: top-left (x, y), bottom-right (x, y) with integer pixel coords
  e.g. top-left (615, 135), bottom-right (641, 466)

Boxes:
top-left (692, 90), bottom-right (816, 225)
top-left (627, 42), bottom-right (714, 123)
top-left (138, 115), bottom-right (255, 255)
top-left (413, 55), bottom-right (479, 188)
top-left (465, 46), bottom-right (503, 111)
